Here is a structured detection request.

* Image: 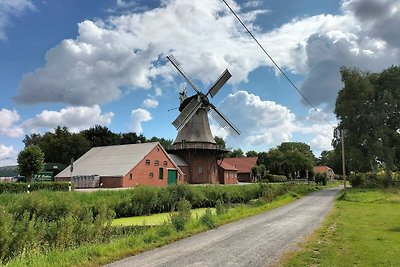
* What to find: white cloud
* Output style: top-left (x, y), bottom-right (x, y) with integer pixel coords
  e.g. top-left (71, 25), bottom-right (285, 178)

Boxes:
top-left (130, 108), bottom-right (152, 133)
top-left (0, 144), bottom-right (16, 166)
top-left (22, 105), bottom-right (114, 132)
top-left (214, 90), bottom-right (297, 151)
top-left (142, 98), bottom-right (159, 108)
top-left (0, 0), bottom-right (35, 40)
top-left (13, 0), bottom-right (400, 114)
top-left (0, 108), bottom-right (24, 138)
top-left (298, 124), bottom-right (335, 154)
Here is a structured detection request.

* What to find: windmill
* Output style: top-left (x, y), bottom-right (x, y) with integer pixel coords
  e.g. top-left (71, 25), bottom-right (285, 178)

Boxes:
top-left (166, 55), bottom-right (240, 184)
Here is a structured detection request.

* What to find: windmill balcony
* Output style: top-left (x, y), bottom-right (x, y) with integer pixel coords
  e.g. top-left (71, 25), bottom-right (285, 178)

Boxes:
top-left (167, 143), bottom-right (231, 151)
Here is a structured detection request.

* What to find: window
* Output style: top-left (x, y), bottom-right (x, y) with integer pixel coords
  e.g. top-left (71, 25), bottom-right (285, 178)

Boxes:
top-left (129, 173), bottom-right (133, 180)
top-left (198, 166), bottom-right (203, 174)
top-left (155, 160), bottom-right (159, 166)
top-left (159, 167), bottom-right (163, 180)
top-left (145, 159), bottom-right (150, 165)
top-left (149, 172), bottom-right (154, 178)
top-left (163, 161), bottom-right (168, 166)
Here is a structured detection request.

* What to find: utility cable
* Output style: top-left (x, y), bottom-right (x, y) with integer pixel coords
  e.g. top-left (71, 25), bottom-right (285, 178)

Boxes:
top-left (222, 0), bottom-right (335, 128)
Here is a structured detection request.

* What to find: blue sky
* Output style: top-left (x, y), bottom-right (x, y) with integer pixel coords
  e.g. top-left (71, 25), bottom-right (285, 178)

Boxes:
top-left (1, 0), bottom-right (399, 165)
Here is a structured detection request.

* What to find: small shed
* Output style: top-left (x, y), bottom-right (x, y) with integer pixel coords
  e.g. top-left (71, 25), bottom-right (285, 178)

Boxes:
top-left (313, 166), bottom-right (335, 180)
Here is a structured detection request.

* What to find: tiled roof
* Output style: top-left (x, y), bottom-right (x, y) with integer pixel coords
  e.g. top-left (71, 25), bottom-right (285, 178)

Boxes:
top-left (313, 166), bottom-right (333, 173)
top-left (222, 157), bottom-right (258, 173)
top-left (217, 160), bottom-right (238, 171)
top-left (56, 142), bottom-right (159, 178)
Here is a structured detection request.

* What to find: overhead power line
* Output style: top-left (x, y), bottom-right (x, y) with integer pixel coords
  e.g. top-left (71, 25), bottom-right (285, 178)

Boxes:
top-left (222, 0), bottom-right (335, 128)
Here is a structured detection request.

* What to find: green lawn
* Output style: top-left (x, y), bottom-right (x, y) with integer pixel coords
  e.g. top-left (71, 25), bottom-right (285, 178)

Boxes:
top-left (280, 188), bottom-right (400, 266)
top-left (112, 208), bottom-right (216, 226)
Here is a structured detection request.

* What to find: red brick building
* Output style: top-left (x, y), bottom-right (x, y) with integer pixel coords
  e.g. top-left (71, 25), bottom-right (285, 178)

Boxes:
top-left (223, 157), bottom-right (258, 182)
top-left (217, 160), bottom-right (238, 184)
top-left (55, 142), bottom-right (184, 188)
top-left (313, 165), bottom-right (335, 180)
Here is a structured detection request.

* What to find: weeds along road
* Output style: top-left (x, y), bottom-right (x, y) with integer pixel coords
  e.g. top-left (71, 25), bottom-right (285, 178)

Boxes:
top-left (105, 187), bottom-right (341, 267)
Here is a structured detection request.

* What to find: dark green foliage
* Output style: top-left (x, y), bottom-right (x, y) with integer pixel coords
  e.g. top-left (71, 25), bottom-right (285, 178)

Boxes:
top-left (200, 208), bottom-right (216, 229)
top-left (0, 182), bottom-right (70, 194)
top-left (0, 192), bottom-right (114, 264)
top-left (215, 199), bottom-right (228, 215)
top-left (314, 173), bottom-right (327, 185)
top-left (17, 145), bottom-right (45, 182)
top-left (170, 199), bottom-right (191, 231)
top-left (349, 173), bottom-right (366, 188)
top-left (267, 174), bottom-right (288, 183)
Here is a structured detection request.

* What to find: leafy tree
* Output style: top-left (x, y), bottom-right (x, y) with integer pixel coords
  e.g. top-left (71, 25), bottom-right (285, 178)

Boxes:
top-left (228, 148), bottom-right (244, 158)
top-left (256, 151), bottom-right (268, 166)
top-left (121, 132), bottom-right (146, 145)
top-left (334, 66), bottom-right (400, 182)
top-left (148, 136), bottom-right (173, 149)
top-left (23, 126), bottom-right (90, 166)
top-left (17, 145), bottom-right (45, 182)
top-left (214, 136), bottom-right (226, 149)
top-left (318, 148), bottom-right (344, 175)
top-left (82, 125), bottom-right (120, 147)
top-left (246, 150), bottom-right (258, 157)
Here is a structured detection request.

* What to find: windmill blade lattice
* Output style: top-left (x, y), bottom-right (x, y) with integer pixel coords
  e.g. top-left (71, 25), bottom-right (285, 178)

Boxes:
top-left (209, 104), bottom-right (240, 136)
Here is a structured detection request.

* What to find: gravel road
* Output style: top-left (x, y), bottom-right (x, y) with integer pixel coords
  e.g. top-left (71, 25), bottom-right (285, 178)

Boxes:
top-left (105, 186), bottom-right (341, 267)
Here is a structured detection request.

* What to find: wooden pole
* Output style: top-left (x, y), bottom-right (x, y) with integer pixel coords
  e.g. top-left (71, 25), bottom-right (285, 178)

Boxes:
top-left (341, 129), bottom-right (346, 190)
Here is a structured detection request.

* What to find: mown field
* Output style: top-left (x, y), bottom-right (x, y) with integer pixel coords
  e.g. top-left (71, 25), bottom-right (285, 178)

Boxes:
top-left (0, 182), bottom-right (325, 266)
top-left (280, 188), bottom-right (400, 266)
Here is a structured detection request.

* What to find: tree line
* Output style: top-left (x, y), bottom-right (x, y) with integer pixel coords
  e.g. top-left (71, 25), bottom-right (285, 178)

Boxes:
top-left (23, 125), bottom-right (173, 166)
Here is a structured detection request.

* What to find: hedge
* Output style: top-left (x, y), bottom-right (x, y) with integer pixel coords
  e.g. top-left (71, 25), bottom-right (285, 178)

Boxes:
top-left (0, 182), bottom-right (70, 194)
top-left (267, 174), bottom-right (288, 183)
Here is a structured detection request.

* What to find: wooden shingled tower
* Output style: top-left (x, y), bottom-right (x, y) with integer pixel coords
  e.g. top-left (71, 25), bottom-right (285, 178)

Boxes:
top-left (166, 55), bottom-right (240, 184)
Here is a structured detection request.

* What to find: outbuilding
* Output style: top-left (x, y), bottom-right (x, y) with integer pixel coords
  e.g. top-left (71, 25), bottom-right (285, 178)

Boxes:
top-left (223, 157), bottom-right (258, 182)
top-left (55, 142), bottom-right (184, 188)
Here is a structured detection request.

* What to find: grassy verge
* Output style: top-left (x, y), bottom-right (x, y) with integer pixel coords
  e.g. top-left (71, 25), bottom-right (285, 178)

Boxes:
top-left (6, 184), bottom-right (322, 267)
top-left (279, 188), bottom-right (400, 267)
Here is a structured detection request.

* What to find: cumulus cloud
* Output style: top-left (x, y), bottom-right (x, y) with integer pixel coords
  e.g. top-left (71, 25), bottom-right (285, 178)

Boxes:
top-left (213, 90), bottom-right (297, 151)
top-left (130, 108), bottom-right (152, 133)
top-left (22, 105), bottom-right (114, 132)
top-left (13, 0), bottom-right (400, 114)
top-left (0, 0), bottom-right (35, 40)
top-left (0, 108), bottom-right (24, 138)
top-left (142, 98), bottom-right (158, 108)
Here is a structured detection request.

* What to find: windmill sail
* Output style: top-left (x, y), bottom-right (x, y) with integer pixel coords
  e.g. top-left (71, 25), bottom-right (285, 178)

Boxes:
top-left (207, 69), bottom-right (232, 98)
top-left (167, 55), bottom-right (200, 94)
top-left (209, 103), bottom-right (240, 136)
top-left (172, 97), bottom-right (203, 130)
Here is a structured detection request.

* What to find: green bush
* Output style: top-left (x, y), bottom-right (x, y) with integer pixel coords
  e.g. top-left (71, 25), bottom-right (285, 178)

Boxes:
top-left (267, 174), bottom-right (288, 183)
top-left (314, 173), bottom-right (327, 185)
top-left (0, 182), bottom-right (70, 194)
top-left (170, 199), bottom-right (191, 232)
top-left (215, 199), bottom-right (228, 215)
top-left (349, 173), bottom-right (366, 187)
top-left (200, 208), bottom-right (216, 229)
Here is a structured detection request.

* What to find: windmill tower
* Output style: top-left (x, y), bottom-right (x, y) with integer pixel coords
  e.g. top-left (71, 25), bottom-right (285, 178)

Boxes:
top-left (166, 55), bottom-right (240, 184)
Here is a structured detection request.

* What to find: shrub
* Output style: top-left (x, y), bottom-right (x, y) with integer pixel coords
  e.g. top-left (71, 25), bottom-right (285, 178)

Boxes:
top-left (170, 199), bottom-right (191, 232)
top-left (349, 173), bottom-right (366, 187)
top-left (0, 182), bottom-right (70, 194)
top-left (267, 174), bottom-right (288, 183)
top-left (215, 199), bottom-right (228, 215)
top-left (314, 173), bottom-right (327, 185)
top-left (200, 208), bottom-right (216, 229)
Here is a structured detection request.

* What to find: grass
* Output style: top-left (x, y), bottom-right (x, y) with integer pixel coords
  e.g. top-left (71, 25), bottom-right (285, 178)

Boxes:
top-left (279, 188), bottom-right (400, 267)
top-left (112, 208), bottom-right (216, 226)
top-left (5, 184), bottom-right (322, 267)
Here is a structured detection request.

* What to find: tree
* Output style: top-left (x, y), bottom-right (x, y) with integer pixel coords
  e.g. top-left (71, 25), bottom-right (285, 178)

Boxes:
top-left (17, 145), bottom-right (45, 182)
top-left (214, 136), bottom-right (226, 149)
top-left (228, 148), bottom-right (244, 158)
top-left (318, 149), bottom-right (343, 175)
top-left (121, 132), bottom-right (146, 145)
top-left (148, 136), bottom-right (173, 149)
top-left (246, 150), bottom-right (258, 157)
top-left (82, 125), bottom-right (120, 147)
top-left (334, 66), bottom-right (400, 182)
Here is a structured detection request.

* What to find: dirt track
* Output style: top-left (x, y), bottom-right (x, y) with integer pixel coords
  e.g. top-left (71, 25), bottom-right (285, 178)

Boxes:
top-left (105, 186), bottom-right (341, 267)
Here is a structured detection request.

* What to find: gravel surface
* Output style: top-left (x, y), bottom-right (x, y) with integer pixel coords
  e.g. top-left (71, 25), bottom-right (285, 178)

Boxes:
top-left (105, 186), bottom-right (341, 267)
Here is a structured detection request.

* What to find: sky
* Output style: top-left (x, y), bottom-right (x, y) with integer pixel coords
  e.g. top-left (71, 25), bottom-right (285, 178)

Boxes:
top-left (1, 0), bottom-right (399, 166)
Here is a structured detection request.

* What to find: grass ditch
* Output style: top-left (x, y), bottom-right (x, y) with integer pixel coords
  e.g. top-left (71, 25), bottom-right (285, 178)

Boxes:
top-left (279, 187), bottom-right (400, 267)
top-left (3, 183), bottom-right (325, 266)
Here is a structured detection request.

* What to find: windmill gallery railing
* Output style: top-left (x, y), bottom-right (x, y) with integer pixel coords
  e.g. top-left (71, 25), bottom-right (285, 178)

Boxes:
top-left (167, 143), bottom-right (231, 151)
